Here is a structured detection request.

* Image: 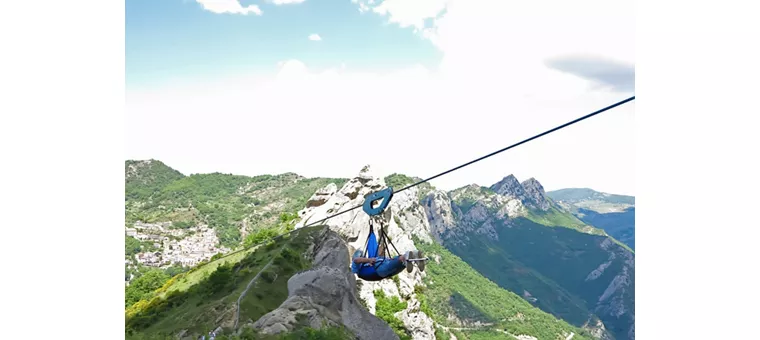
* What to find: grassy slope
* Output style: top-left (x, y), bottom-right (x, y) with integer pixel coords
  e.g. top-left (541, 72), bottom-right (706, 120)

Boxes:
top-left (158, 246), bottom-right (259, 298)
top-left (525, 205), bottom-right (633, 253)
top-left (525, 205), bottom-right (594, 232)
top-left (442, 216), bottom-right (634, 340)
top-left (415, 239), bottom-right (595, 340)
top-left (125, 226), bottom-right (325, 339)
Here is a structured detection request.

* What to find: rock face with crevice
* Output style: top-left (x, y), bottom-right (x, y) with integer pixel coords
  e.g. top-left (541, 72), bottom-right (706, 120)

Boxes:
top-left (247, 228), bottom-right (399, 339)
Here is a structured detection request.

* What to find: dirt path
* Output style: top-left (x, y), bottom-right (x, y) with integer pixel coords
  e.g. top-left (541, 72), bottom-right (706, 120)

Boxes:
top-left (233, 258), bottom-right (275, 329)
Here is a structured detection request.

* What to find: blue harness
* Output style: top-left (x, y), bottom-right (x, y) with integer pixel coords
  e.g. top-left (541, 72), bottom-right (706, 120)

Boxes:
top-left (354, 187), bottom-right (399, 281)
top-left (355, 226), bottom-right (386, 281)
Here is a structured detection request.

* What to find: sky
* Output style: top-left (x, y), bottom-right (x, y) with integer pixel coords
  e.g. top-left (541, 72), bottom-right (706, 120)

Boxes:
top-left (126, 0), bottom-right (636, 196)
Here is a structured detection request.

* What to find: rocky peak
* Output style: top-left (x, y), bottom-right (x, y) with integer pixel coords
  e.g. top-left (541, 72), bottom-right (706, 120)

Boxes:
top-left (521, 178), bottom-right (551, 211)
top-left (486, 175), bottom-right (552, 211)
top-left (305, 183), bottom-right (338, 208)
top-left (358, 165), bottom-right (375, 183)
top-left (490, 175), bottom-right (527, 200)
top-left (294, 166), bottom-right (437, 339)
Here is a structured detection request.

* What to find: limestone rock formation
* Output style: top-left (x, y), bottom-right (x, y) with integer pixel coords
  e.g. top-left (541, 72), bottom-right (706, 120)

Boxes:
top-left (248, 229), bottom-right (399, 339)
top-left (294, 165), bottom-right (437, 340)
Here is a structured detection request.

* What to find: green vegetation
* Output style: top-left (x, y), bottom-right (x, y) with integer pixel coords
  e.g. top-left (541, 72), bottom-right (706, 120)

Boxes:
top-left (458, 329), bottom-right (513, 340)
top-left (449, 185), bottom-right (501, 216)
top-left (525, 205), bottom-right (591, 232)
top-left (211, 325), bottom-right (356, 340)
top-left (434, 327), bottom-right (450, 340)
top-left (125, 236), bottom-right (144, 256)
top-left (125, 236), bottom-right (160, 256)
top-left (126, 160), bottom-right (186, 201)
top-left (384, 173), bottom-right (436, 201)
top-left (374, 290), bottom-right (411, 340)
top-left (158, 246), bottom-right (259, 298)
top-left (125, 226), bottom-right (324, 339)
top-left (125, 160), bottom-right (346, 248)
top-left (125, 326), bottom-right (356, 340)
top-left (414, 239), bottom-right (593, 340)
top-left (125, 269), bottom-right (171, 308)
top-left (440, 216), bottom-right (634, 340)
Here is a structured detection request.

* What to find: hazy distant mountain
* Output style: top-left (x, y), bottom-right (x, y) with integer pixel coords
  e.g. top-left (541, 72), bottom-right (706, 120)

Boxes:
top-left (547, 188), bottom-right (635, 250)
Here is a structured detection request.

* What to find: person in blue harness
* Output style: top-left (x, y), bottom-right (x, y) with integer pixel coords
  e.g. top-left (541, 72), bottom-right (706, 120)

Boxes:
top-left (350, 225), bottom-right (425, 281)
top-left (351, 249), bottom-right (425, 280)
top-left (354, 187), bottom-right (427, 281)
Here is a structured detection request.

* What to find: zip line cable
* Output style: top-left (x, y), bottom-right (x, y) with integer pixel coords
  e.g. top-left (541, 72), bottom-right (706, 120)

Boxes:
top-left (394, 95), bottom-right (635, 194)
top-left (302, 95), bottom-right (635, 228)
top-left (199, 95), bottom-right (635, 263)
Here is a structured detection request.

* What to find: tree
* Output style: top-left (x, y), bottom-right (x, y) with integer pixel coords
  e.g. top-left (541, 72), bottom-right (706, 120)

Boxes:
top-left (125, 269), bottom-right (170, 307)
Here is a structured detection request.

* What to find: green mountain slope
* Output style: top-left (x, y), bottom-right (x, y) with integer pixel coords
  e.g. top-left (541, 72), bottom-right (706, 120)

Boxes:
top-left (443, 218), bottom-right (633, 338)
top-left (126, 160), bottom-right (186, 201)
top-left (125, 160), bottom-right (346, 248)
top-left (126, 226), bottom-right (356, 340)
top-left (415, 240), bottom-right (595, 340)
top-left (574, 208), bottom-right (635, 251)
top-left (424, 176), bottom-right (635, 340)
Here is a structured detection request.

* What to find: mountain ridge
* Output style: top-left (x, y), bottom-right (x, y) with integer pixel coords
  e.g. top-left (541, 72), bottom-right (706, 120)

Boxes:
top-left (124, 160), bottom-right (633, 340)
top-left (426, 180), bottom-right (634, 340)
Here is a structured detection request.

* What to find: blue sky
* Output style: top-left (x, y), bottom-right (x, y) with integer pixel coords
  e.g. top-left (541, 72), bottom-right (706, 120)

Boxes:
top-left (126, 0), bottom-right (636, 195)
top-left (126, 0), bottom-right (442, 89)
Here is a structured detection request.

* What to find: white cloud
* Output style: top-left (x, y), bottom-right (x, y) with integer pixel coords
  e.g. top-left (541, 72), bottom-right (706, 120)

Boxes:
top-left (269, 0), bottom-right (307, 4)
top-left (308, 33), bottom-right (322, 41)
top-left (128, 0), bottom-right (636, 195)
top-left (371, 0), bottom-right (450, 30)
top-left (196, 0), bottom-right (262, 15)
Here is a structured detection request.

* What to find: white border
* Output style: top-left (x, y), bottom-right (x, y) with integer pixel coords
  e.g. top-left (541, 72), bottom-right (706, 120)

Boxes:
top-left (1, 0), bottom-right (124, 337)
top-left (637, 0), bottom-right (759, 338)
top-left (1, 0), bottom-right (759, 338)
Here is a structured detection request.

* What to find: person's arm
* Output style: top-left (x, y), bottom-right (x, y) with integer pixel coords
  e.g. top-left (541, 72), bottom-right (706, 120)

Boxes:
top-left (353, 257), bottom-right (375, 264)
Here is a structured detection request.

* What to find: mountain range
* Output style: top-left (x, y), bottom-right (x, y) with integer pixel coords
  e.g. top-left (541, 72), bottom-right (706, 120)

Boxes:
top-left (124, 160), bottom-right (635, 340)
top-left (546, 188), bottom-right (635, 250)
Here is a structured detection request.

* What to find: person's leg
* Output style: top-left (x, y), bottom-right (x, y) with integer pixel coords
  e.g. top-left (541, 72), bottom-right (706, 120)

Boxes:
top-left (375, 256), bottom-right (407, 278)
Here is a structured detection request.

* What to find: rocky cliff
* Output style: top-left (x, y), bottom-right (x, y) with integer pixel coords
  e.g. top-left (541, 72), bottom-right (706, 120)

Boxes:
top-left (295, 165), bottom-right (438, 340)
top-left (244, 228), bottom-right (399, 339)
top-left (287, 167), bottom-right (635, 340)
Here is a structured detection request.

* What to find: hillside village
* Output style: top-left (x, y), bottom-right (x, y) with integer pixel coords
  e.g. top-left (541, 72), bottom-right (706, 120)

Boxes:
top-left (125, 221), bottom-right (229, 281)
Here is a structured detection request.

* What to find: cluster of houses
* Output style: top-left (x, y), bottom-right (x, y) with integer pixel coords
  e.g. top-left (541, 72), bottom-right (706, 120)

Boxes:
top-left (126, 221), bottom-right (230, 269)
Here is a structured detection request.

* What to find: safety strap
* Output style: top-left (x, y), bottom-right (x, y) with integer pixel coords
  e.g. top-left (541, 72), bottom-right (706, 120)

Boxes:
top-left (362, 219), bottom-right (400, 261)
top-left (379, 223), bottom-right (401, 258)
